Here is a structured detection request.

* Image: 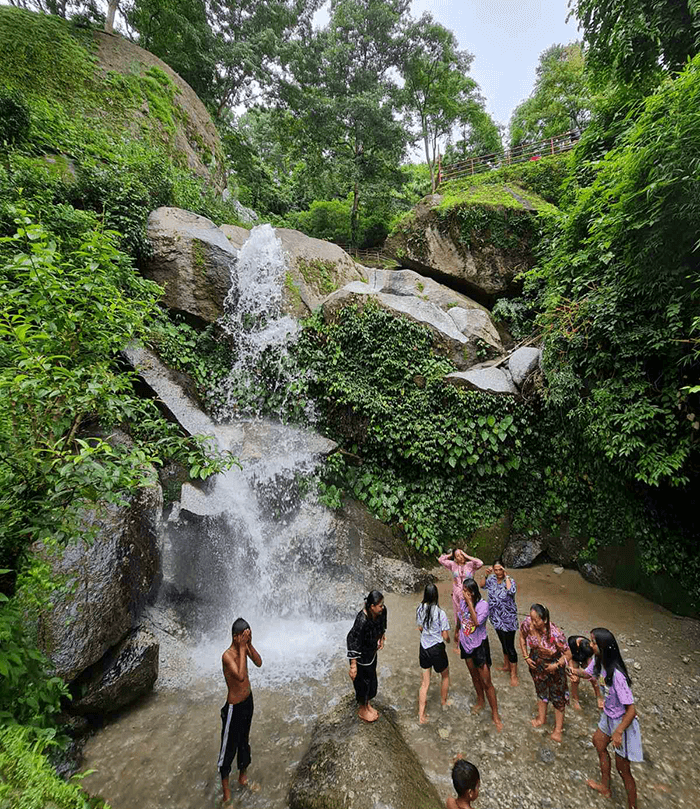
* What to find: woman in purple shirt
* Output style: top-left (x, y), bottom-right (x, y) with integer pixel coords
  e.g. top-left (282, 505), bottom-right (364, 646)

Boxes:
top-left (569, 628), bottom-right (642, 809)
top-left (457, 577), bottom-right (503, 732)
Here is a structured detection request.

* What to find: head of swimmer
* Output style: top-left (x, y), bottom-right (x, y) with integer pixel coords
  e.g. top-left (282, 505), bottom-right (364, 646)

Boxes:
top-left (231, 617), bottom-right (250, 639)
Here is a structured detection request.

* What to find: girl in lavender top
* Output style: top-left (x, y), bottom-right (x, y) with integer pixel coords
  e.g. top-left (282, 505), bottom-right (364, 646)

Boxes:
top-left (480, 559), bottom-right (519, 687)
top-left (438, 548), bottom-right (483, 652)
top-left (457, 577), bottom-right (503, 732)
top-left (569, 628), bottom-right (642, 809)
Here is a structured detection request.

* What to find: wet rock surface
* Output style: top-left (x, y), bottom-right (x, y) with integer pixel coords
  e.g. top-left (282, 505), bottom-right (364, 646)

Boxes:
top-left (288, 695), bottom-right (443, 809)
top-left (445, 367), bottom-right (519, 394)
top-left (81, 565), bottom-right (700, 809)
top-left (71, 627), bottom-right (159, 716)
top-left (502, 537), bottom-right (545, 568)
top-left (35, 479), bottom-right (162, 684)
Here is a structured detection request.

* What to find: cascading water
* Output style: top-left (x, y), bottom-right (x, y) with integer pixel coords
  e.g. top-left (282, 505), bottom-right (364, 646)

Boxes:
top-left (153, 225), bottom-right (358, 688)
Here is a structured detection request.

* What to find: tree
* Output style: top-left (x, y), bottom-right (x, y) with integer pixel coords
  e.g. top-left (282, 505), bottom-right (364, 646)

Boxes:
top-left (399, 14), bottom-right (480, 191)
top-left (281, 0), bottom-right (411, 243)
top-left (570, 0), bottom-right (700, 84)
top-left (126, 0), bottom-right (218, 106)
top-left (509, 42), bottom-right (592, 147)
top-left (444, 104), bottom-right (503, 165)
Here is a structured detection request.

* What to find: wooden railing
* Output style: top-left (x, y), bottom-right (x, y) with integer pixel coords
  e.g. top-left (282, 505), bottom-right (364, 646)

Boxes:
top-left (438, 130), bottom-right (579, 185)
top-left (334, 244), bottom-right (394, 262)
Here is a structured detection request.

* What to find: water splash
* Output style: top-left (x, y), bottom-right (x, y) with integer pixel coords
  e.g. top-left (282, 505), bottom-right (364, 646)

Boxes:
top-left (154, 224), bottom-right (361, 687)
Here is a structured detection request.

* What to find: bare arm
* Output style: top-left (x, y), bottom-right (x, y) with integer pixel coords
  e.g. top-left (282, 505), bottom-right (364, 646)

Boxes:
top-left (611, 704), bottom-right (637, 748)
top-left (479, 566), bottom-right (492, 588)
top-left (247, 643), bottom-right (262, 668)
top-left (224, 635), bottom-right (249, 682)
top-left (442, 629), bottom-right (450, 643)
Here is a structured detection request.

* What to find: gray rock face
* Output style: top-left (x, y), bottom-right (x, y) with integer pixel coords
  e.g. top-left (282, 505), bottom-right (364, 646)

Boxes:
top-left (578, 562), bottom-right (612, 587)
top-left (70, 627), bottom-right (159, 715)
top-left (36, 481), bottom-right (163, 683)
top-left (508, 346), bottom-right (541, 387)
top-left (502, 537), bottom-right (544, 568)
top-left (444, 367), bottom-right (519, 394)
top-left (288, 695), bottom-right (443, 809)
top-left (143, 207), bottom-right (239, 323)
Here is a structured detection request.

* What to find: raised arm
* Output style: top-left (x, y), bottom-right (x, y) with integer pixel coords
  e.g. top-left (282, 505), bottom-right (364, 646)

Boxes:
top-left (479, 566), bottom-right (493, 588)
top-left (245, 629), bottom-right (262, 668)
top-left (438, 551), bottom-right (455, 570)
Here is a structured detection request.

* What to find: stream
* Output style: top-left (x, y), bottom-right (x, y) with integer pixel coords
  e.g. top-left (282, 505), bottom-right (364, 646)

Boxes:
top-left (81, 565), bottom-right (700, 809)
top-left (82, 225), bottom-right (700, 808)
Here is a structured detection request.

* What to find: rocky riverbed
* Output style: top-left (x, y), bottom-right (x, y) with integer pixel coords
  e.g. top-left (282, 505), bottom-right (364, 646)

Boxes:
top-left (81, 565), bottom-right (700, 808)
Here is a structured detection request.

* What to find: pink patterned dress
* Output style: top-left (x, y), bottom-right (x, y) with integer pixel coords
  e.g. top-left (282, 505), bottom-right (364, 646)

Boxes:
top-left (438, 553), bottom-right (483, 625)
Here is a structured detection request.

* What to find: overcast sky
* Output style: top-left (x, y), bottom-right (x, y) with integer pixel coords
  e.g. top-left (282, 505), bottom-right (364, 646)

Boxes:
top-left (409, 0), bottom-right (581, 127)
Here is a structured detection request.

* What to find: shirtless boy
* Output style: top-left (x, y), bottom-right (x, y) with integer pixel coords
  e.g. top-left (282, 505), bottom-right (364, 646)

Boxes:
top-left (217, 618), bottom-right (263, 803)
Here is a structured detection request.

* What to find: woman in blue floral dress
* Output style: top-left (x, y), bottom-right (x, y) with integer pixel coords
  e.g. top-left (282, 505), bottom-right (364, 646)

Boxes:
top-left (481, 559), bottom-right (519, 686)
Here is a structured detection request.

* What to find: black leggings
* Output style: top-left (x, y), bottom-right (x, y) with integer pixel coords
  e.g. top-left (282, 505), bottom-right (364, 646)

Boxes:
top-left (495, 629), bottom-right (518, 664)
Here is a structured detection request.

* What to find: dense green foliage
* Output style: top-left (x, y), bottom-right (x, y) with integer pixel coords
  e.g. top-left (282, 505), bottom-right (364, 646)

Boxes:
top-left (533, 54), bottom-right (700, 488)
top-left (0, 724), bottom-right (107, 809)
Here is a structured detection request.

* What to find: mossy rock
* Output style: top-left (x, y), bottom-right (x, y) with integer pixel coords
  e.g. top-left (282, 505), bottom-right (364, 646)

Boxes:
top-left (467, 513), bottom-right (511, 563)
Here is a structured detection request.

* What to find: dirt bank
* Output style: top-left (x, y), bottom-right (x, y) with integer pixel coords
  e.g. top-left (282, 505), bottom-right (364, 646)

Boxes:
top-left (81, 564), bottom-right (700, 808)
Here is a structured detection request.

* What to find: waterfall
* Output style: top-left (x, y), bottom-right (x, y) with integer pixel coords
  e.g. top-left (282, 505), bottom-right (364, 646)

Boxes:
top-left (153, 225), bottom-right (358, 688)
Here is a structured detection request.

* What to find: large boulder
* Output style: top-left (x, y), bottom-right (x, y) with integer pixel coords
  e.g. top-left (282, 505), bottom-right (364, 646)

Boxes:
top-left (36, 479), bottom-right (163, 684)
top-left (70, 627), bottom-right (159, 716)
top-left (220, 224), bottom-right (367, 318)
top-left (143, 207), bottom-right (239, 324)
top-left (384, 186), bottom-right (553, 305)
top-left (502, 537), bottom-right (544, 568)
top-left (467, 513), bottom-right (511, 563)
top-left (288, 695), bottom-right (443, 809)
top-left (322, 285), bottom-right (501, 370)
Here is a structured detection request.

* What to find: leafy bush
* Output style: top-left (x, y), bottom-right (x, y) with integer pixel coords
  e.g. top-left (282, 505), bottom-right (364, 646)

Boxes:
top-left (0, 87), bottom-right (30, 146)
top-left (0, 724), bottom-right (108, 809)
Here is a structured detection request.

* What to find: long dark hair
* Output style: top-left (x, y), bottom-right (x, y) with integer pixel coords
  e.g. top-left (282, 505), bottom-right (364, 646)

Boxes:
top-left (364, 590), bottom-right (384, 614)
top-left (591, 627), bottom-right (631, 687)
top-left (462, 577), bottom-right (481, 604)
top-left (530, 603), bottom-right (551, 641)
top-left (418, 583), bottom-right (439, 629)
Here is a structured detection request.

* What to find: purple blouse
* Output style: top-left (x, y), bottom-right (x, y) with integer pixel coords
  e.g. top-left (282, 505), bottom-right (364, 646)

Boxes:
top-left (586, 661), bottom-right (635, 719)
top-left (457, 598), bottom-right (489, 653)
top-left (484, 574), bottom-right (518, 632)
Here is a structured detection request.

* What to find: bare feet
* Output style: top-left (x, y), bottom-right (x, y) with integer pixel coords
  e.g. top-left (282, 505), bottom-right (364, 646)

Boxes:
top-left (531, 717), bottom-right (546, 728)
top-left (493, 715), bottom-right (504, 732)
top-left (359, 705), bottom-right (379, 722)
top-left (550, 729), bottom-right (563, 743)
top-left (238, 770), bottom-right (248, 787)
top-left (471, 700), bottom-right (485, 714)
top-left (572, 700), bottom-right (582, 711)
top-left (419, 713), bottom-right (429, 724)
top-left (510, 676), bottom-right (520, 687)
top-left (586, 779), bottom-right (612, 798)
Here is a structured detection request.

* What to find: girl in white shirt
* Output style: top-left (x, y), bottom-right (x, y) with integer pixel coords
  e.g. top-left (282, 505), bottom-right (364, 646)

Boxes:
top-left (416, 583), bottom-right (451, 724)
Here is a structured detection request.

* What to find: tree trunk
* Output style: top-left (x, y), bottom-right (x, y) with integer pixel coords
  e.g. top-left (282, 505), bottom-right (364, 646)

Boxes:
top-left (351, 181), bottom-right (360, 248)
top-left (424, 129), bottom-right (435, 193)
top-left (105, 0), bottom-right (120, 34)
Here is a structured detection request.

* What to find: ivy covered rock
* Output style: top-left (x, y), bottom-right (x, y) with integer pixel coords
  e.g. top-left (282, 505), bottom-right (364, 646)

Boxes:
top-left (221, 224), bottom-right (367, 317)
top-left (385, 183), bottom-right (557, 305)
top-left (288, 695), bottom-right (443, 809)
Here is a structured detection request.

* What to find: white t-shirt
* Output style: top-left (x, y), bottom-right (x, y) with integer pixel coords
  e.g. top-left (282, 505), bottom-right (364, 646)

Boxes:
top-left (416, 604), bottom-right (450, 649)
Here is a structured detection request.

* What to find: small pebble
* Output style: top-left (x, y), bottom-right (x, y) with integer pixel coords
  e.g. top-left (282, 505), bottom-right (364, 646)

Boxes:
top-left (634, 661), bottom-right (642, 670)
top-left (553, 566), bottom-right (564, 575)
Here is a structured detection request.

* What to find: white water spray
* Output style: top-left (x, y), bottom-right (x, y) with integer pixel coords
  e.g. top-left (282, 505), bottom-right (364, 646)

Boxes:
top-left (155, 225), bottom-right (358, 687)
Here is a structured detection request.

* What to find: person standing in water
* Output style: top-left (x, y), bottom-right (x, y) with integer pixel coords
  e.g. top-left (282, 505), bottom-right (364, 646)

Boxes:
top-left (438, 548), bottom-right (483, 652)
top-left (570, 628), bottom-right (643, 809)
top-left (218, 618), bottom-right (263, 803)
top-left (458, 577), bottom-right (503, 731)
top-left (480, 559), bottom-right (520, 686)
top-left (416, 583), bottom-right (451, 724)
top-left (347, 590), bottom-right (387, 722)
